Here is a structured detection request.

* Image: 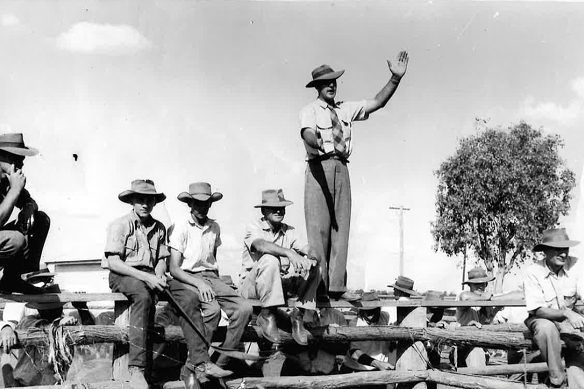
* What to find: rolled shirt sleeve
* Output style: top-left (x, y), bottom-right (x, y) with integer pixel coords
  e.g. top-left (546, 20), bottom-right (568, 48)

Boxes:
top-left (299, 105), bottom-right (317, 131)
top-left (102, 219), bottom-right (129, 268)
top-left (169, 220), bottom-right (187, 255)
top-left (243, 221), bottom-right (264, 256)
top-left (339, 100), bottom-right (369, 122)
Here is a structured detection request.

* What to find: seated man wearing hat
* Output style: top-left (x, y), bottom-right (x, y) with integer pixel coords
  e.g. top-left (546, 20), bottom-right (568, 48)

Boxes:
top-left (300, 52), bottom-right (408, 302)
top-left (239, 189), bottom-right (319, 346)
top-left (389, 276), bottom-right (428, 389)
top-left (342, 292), bottom-right (395, 385)
top-left (523, 228), bottom-right (584, 389)
top-left (168, 182), bottom-right (252, 371)
top-left (103, 179), bottom-right (230, 389)
top-left (0, 133), bottom-right (51, 294)
top-left (456, 267), bottom-right (516, 368)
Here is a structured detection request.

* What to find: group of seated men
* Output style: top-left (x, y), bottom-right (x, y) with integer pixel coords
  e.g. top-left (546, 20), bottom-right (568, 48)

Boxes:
top-left (3, 133), bottom-right (584, 389)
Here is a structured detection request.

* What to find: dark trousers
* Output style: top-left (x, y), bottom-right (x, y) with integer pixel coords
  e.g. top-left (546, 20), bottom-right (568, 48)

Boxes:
top-left (305, 159), bottom-right (350, 293)
top-left (166, 278), bottom-right (211, 367)
top-left (186, 271), bottom-right (252, 366)
top-left (0, 211), bottom-right (50, 290)
top-left (109, 270), bottom-right (159, 368)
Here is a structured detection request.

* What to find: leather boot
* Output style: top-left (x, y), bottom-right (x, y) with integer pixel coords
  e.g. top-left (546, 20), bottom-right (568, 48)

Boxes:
top-left (290, 308), bottom-right (310, 346)
top-left (257, 309), bottom-right (281, 343)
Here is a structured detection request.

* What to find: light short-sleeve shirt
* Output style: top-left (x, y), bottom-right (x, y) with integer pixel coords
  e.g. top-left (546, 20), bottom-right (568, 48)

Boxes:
top-left (168, 216), bottom-right (221, 273)
top-left (240, 218), bottom-right (307, 279)
top-left (102, 211), bottom-right (170, 269)
top-left (299, 99), bottom-right (369, 160)
top-left (524, 257), bottom-right (580, 314)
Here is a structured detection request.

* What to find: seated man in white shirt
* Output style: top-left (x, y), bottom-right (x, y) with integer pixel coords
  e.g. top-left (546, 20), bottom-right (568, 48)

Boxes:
top-left (524, 228), bottom-right (584, 389)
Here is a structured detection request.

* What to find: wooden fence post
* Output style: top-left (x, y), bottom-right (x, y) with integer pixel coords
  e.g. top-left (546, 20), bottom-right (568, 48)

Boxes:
top-left (112, 300), bottom-right (130, 382)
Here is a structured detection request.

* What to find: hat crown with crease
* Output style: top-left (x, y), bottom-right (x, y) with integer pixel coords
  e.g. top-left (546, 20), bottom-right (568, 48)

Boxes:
top-left (305, 65), bottom-right (345, 88)
top-left (462, 267), bottom-right (495, 284)
top-left (254, 189), bottom-right (293, 208)
top-left (178, 182), bottom-right (223, 203)
top-left (388, 275), bottom-right (420, 296)
top-left (118, 179), bottom-right (166, 204)
top-left (0, 133), bottom-right (38, 156)
top-left (533, 228), bottom-right (580, 252)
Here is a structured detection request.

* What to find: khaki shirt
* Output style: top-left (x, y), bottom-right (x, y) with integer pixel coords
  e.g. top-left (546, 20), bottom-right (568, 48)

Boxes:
top-left (240, 218), bottom-right (306, 281)
top-left (102, 211), bottom-right (170, 269)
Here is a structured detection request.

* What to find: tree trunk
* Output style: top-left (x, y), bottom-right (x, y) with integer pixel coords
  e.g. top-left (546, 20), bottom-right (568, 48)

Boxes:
top-left (494, 265), bottom-right (506, 294)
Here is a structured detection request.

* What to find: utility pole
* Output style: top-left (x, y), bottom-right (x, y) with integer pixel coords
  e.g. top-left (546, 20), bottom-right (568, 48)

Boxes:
top-left (389, 206), bottom-right (411, 276)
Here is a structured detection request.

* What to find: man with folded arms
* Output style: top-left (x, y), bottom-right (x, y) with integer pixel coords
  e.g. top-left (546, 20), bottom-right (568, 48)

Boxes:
top-left (524, 228), bottom-right (584, 389)
top-left (299, 52), bottom-right (409, 302)
top-left (239, 189), bottom-right (319, 346)
top-left (0, 133), bottom-right (51, 294)
top-left (168, 182), bottom-right (252, 372)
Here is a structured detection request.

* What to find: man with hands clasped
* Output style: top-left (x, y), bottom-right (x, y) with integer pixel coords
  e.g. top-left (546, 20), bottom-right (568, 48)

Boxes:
top-left (239, 189), bottom-right (320, 346)
top-left (524, 228), bottom-right (584, 389)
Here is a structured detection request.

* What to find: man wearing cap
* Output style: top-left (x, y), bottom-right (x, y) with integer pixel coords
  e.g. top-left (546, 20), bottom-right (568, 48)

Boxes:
top-left (168, 182), bottom-right (252, 371)
top-left (523, 228), bottom-right (584, 388)
top-left (0, 133), bottom-right (51, 294)
top-left (300, 52), bottom-right (409, 302)
top-left (103, 180), bottom-right (230, 389)
top-left (239, 189), bottom-right (319, 346)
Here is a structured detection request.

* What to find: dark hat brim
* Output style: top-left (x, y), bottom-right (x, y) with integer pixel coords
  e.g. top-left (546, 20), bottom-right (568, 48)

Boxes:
top-left (254, 200), bottom-right (294, 208)
top-left (462, 275), bottom-right (496, 285)
top-left (0, 146), bottom-right (39, 157)
top-left (305, 69), bottom-right (345, 88)
top-left (177, 192), bottom-right (223, 204)
top-left (118, 190), bottom-right (166, 204)
top-left (387, 284), bottom-right (421, 296)
top-left (534, 240), bottom-right (580, 252)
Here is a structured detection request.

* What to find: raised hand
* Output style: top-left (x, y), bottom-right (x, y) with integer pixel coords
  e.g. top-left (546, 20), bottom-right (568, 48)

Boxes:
top-left (8, 165), bottom-right (26, 195)
top-left (387, 51), bottom-right (409, 79)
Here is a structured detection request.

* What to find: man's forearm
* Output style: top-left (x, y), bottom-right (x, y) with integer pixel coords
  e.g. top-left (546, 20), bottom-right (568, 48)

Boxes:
top-left (301, 128), bottom-right (321, 150)
top-left (252, 239), bottom-right (291, 259)
top-left (532, 307), bottom-right (570, 322)
top-left (365, 75), bottom-right (402, 114)
top-left (108, 256), bottom-right (147, 280)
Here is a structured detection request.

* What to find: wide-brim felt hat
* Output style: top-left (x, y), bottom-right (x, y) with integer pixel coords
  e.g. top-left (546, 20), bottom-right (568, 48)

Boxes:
top-left (178, 182), bottom-right (223, 204)
top-left (388, 276), bottom-right (421, 296)
top-left (462, 267), bottom-right (495, 284)
top-left (255, 189), bottom-right (293, 208)
top-left (118, 179), bottom-right (166, 204)
top-left (0, 133), bottom-right (38, 157)
top-left (305, 65), bottom-right (345, 88)
top-left (356, 291), bottom-right (381, 311)
top-left (534, 228), bottom-right (580, 252)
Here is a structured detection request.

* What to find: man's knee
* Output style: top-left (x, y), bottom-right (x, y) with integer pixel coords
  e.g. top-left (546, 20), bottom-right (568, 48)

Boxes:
top-left (532, 318), bottom-right (560, 339)
top-left (203, 301), bottom-right (221, 321)
top-left (259, 254), bottom-right (281, 271)
top-left (34, 211), bottom-right (50, 231)
top-left (0, 231), bottom-right (26, 259)
top-left (233, 299), bottom-right (253, 321)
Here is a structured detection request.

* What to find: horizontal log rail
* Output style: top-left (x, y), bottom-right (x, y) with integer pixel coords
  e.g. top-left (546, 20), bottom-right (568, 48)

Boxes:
top-left (11, 370), bottom-right (547, 389)
top-left (13, 323), bottom-right (538, 350)
top-left (0, 292), bottom-right (527, 308)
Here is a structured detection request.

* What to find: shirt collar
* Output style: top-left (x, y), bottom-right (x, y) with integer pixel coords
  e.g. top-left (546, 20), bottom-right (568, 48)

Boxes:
top-left (259, 217), bottom-right (285, 234)
top-left (541, 258), bottom-right (572, 278)
top-left (188, 215), bottom-right (212, 230)
top-left (315, 98), bottom-right (341, 110)
top-left (129, 210), bottom-right (154, 228)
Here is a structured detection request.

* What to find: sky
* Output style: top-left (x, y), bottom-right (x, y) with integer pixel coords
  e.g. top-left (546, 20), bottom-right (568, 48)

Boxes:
top-left (1, 0), bottom-right (584, 294)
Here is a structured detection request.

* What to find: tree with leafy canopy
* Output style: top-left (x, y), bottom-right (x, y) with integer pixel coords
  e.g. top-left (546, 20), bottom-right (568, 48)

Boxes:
top-left (431, 122), bottom-right (575, 292)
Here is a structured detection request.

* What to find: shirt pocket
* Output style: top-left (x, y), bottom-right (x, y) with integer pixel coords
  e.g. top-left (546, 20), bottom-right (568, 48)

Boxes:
top-left (542, 282), bottom-right (561, 307)
top-left (125, 235), bottom-right (139, 262)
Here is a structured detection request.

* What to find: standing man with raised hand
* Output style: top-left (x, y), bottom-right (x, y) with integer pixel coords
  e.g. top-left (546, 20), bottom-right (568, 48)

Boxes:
top-left (300, 51), bottom-right (409, 302)
top-left (0, 133), bottom-right (51, 294)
